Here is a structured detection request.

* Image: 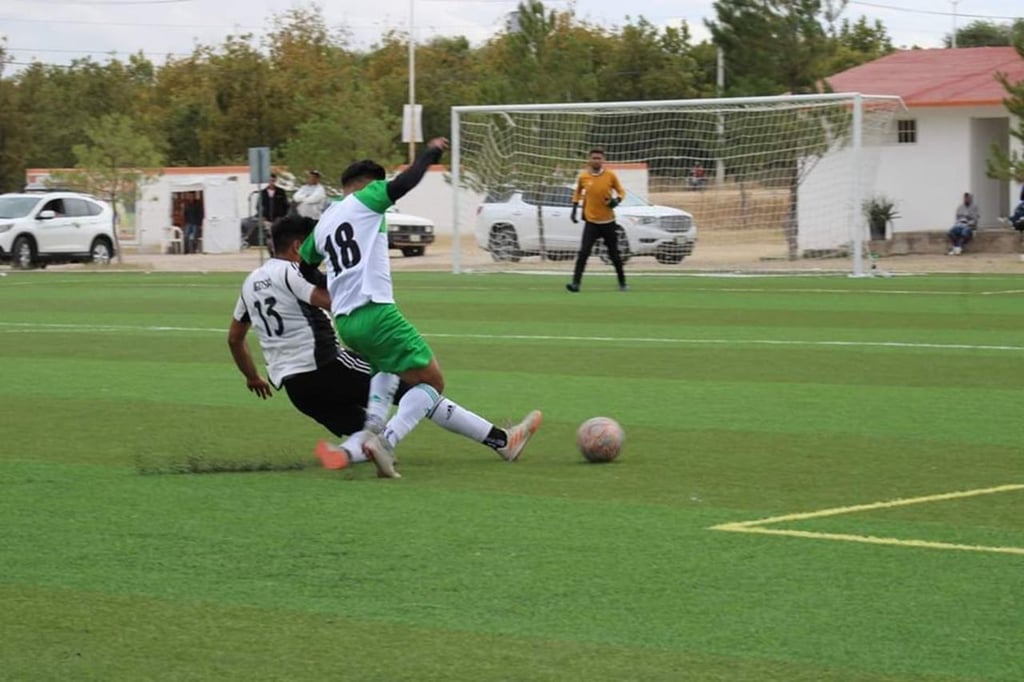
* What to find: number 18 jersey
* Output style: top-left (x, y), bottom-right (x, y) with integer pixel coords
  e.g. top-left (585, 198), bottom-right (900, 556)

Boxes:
top-left (299, 180), bottom-right (394, 318)
top-left (232, 258), bottom-right (338, 388)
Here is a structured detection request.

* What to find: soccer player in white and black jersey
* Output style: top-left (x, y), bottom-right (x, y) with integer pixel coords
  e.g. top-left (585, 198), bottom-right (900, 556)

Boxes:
top-left (229, 216), bottom-right (397, 466)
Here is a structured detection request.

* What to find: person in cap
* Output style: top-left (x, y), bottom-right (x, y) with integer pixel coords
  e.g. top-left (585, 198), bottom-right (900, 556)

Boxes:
top-left (292, 169), bottom-right (327, 220)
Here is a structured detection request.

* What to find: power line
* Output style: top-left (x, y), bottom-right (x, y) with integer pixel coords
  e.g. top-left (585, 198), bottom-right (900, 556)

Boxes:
top-left (30, 0), bottom-right (195, 4)
top-left (849, 1), bottom-right (1022, 21)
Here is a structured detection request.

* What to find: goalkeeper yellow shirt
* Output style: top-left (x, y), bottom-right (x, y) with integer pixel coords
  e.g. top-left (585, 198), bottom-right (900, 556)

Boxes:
top-left (573, 169), bottom-right (625, 224)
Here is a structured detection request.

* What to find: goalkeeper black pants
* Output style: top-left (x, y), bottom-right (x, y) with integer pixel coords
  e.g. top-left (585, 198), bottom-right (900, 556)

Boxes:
top-left (572, 221), bottom-right (626, 287)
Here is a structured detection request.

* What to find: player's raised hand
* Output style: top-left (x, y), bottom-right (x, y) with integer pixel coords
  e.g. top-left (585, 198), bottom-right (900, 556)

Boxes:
top-left (247, 376), bottom-right (273, 399)
top-left (427, 137), bottom-right (449, 152)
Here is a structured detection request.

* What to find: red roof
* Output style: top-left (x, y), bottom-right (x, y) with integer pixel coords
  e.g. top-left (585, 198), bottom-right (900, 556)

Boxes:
top-left (826, 47), bottom-right (1024, 107)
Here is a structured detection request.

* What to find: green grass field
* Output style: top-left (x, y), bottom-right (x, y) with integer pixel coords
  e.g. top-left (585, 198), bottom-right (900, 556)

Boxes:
top-left (1, 270), bottom-right (1021, 681)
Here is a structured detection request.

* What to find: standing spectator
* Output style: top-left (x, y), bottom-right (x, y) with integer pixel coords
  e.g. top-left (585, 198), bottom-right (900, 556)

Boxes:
top-left (183, 193), bottom-right (204, 254)
top-left (947, 192), bottom-right (979, 256)
top-left (292, 170), bottom-right (327, 220)
top-left (566, 148), bottom-right (628, 293)
top-left (260, 173), bottom-right (290, 226)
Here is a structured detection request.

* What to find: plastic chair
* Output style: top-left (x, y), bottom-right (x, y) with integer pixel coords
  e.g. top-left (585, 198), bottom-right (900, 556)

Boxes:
top-left (163, 226), bottom-right (184, 254)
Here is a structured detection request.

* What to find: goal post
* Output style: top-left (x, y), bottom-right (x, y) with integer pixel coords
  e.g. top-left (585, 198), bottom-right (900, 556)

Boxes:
top-left (449, 93), bottom-right (904, 276)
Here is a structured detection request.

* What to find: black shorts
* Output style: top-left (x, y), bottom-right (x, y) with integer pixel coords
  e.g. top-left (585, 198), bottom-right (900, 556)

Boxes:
top-left (282, 353), bottom-right (408, 438)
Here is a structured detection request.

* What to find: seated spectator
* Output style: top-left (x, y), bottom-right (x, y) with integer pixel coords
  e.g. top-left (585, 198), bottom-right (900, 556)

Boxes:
top-left (1000, 185), bottom-right (1024, 232)
top-left (947, 192), bottom-right (979, 256)
top-left (688, 162), bottom-right (707, 191)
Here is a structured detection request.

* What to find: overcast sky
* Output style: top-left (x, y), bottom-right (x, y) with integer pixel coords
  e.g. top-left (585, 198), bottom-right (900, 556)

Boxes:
top-left (1, 0), bottom-right (1020, 71)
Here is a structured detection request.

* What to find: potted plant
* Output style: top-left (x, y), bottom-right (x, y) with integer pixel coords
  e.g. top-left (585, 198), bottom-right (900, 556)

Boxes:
top-left (863, 196), bottom-right (899, 240)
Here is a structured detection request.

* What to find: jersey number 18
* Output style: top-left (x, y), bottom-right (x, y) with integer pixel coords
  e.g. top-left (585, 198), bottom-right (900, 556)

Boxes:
top-left (324, 222), bottom-right (362, 275)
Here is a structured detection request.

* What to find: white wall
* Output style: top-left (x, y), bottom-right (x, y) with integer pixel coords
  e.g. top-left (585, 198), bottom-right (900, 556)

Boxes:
top-left (872, 105), bottom-right (1007, 232)
top-left (799, 104), bottom-right (1013, 251)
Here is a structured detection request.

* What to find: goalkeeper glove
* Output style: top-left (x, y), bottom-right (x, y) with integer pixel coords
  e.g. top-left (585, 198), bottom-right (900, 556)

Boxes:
top-left (570, 203), bottom-right (579, 224)
top-left (606, 196), bottom-right (621, 209)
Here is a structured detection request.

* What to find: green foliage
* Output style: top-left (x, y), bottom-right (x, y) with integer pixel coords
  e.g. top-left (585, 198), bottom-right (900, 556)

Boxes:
top-left (708, 0), bottom-right (833, 96)
top-left (279, 100), bottom-right (400, 188)
top-left (828, 16), bottom-right (895, 73)
top-left (68, 113), bottom-right (165, 200)
top-left (945, 19), bottom-right (1024, 48)
top-left (986, 40), bottom-right (1024, 183)
top-left (863, 195), bottom-right (899, 238)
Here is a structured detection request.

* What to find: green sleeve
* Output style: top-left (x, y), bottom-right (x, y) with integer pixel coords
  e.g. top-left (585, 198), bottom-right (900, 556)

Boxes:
top-left (298, 231), bottom-right (323, 266)
top-left (354, 180), bottom-right (392, 214)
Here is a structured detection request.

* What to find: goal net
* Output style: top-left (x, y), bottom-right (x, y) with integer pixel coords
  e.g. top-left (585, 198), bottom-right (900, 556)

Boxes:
top-left (449, 94), bottom-right (903, 276)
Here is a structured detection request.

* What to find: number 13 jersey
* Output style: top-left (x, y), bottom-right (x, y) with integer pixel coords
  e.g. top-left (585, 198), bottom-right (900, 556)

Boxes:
top-left (299, 180), bottom-right (394, 318)
top-left (232, 258), bottom-right (338, 388)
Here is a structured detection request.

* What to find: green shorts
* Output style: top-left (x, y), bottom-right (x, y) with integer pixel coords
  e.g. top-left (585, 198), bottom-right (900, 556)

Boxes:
top-left (334, 303), bottom-right (433, 374)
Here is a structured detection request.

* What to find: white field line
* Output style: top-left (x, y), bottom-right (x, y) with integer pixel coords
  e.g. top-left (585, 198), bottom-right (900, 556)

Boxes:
top-left (711, 484), bottom-right (1024, 556)
top-left (1, 322), bottom-right (1023, 353)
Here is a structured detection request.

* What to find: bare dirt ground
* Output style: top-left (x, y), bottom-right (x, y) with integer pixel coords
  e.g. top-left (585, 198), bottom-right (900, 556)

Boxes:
top-left (8, 235), bottom-right (1022, 275)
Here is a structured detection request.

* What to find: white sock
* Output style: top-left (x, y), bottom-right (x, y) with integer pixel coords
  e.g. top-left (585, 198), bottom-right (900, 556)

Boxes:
top-left (381, 384), bottom-right (440, 449)
top-left (366, 373), bottom-right (399, 433)
top-left (340, 430), bottom-right (370, 463)
top-left (429, 397), bottom-right (493, 443)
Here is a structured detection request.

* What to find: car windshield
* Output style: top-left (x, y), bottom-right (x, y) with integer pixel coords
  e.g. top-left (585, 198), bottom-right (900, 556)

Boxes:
top-left (619, 193), bottom-right (652, 208)
top-left (0, 196), bottom-right (41, 219)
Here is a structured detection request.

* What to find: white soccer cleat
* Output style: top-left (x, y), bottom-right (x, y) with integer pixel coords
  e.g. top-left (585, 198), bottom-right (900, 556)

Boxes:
top-left (497, 410), bottom-right (543, 462)
top-left (362, 433), bottom-right (401, 479)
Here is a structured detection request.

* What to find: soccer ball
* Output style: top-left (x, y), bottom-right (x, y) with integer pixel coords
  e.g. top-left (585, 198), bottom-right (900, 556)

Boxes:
top-left (577, 417), bottom-right (625, 463)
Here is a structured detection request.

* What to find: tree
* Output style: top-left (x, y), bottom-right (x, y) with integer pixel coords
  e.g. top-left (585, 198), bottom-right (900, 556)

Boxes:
top-left (827, 16), bottom-right (894, 73)
top-left (476, 1), bottom-right (606, 104)
top-left (598, 16), bottom-right (703, 101)
top-left (986, 40), bottom-right (1024, 184)
top-left (946, 20), bottom-right (1024, 48)
top-left (707, 0), bottom-right (833, 96)
top-left (65, 114), bottom-right (165, 262)
top-left (0, 38), bottom-right (32, 192)
top-left (278, 97), bottom-right (399, 191)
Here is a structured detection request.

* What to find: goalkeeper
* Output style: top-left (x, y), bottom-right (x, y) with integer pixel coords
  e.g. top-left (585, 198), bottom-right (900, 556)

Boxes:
top-left (566, 148), bottom-right (628, 293)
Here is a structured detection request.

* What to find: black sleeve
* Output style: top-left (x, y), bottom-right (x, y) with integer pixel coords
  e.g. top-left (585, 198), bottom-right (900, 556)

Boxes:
top-left (387, 145), bottom-right (444, 203)
top-left (299, 259), bottom-right (327, 289)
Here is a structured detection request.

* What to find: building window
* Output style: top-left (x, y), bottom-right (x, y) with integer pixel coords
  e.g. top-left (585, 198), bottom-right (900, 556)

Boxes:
top-left (896, 119), bottom-right (917, 144)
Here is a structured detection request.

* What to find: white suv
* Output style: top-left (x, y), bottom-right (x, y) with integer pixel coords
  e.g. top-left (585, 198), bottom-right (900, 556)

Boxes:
top-left (475, 186), bottom-right (697, 264)
top-left (0, 192), bottom-right (116, 269)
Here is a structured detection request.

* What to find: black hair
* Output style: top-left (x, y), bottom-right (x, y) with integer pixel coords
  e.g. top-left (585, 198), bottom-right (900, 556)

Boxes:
top-left (589, 148), bottom-right (605, 157)
top-left (271, 214), bottom-right (317, 254)
top-left (341, 160), bottom-right (386, 187)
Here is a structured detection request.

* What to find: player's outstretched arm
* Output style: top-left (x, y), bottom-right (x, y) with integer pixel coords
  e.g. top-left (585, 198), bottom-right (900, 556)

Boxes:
top-left (387, 137), bottom-right (448, 203)
top-left (227, 319), bottom-right (273, 399)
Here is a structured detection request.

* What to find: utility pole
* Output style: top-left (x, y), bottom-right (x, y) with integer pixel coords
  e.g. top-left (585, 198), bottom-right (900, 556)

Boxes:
top-left (951, 1), bottom-right (961, 48)
top-left (408, 0), bottom-right (416, 164)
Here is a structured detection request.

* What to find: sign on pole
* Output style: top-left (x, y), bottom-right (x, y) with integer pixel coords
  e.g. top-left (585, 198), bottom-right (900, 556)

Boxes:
top-left (402, 105), bottom-right (423, 143)
top-left (248, 147), bottom-right (270, 184)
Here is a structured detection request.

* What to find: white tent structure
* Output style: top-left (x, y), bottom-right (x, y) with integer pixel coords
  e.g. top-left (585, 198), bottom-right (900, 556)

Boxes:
top-left (136, 167), bottom-right (257, 253)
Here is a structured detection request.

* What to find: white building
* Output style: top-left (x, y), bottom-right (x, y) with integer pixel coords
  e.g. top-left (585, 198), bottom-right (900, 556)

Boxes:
top-left (822, 47), bottom-right (1023, 241)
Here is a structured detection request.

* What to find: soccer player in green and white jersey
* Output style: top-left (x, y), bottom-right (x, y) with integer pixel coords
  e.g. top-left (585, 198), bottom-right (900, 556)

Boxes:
top-left (298, 138), bottom-right (542, 478)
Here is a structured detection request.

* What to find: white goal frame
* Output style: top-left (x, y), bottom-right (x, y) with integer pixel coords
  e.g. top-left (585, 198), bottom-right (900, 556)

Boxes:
top-left (450, 93), bottom-right (904, 276)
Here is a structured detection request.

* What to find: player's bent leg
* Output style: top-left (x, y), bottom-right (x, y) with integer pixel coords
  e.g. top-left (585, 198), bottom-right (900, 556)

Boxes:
top-left (365, 372), bottom-right (400, 434)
